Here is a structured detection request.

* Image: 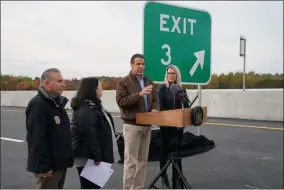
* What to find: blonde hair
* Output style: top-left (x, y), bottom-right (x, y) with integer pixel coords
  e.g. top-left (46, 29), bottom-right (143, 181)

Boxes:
top-left (164, 64), bottom-right (182, 88)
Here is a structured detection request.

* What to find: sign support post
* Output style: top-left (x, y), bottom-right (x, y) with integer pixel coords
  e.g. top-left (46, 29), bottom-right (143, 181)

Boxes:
top-left (197, 84), bottom-right (202, 135)
top-left (240, 35), bottom-right (247, 91)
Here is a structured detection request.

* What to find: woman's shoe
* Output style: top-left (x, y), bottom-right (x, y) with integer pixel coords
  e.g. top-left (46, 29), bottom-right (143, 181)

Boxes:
top-left (161, 174), bottom-right (170, 189)
top-left (172, 176), bottom-right (182, 189)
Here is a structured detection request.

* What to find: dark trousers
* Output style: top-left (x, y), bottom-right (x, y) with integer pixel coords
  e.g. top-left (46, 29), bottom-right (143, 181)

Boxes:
top-left (76, 167), bottom-right (100, 189)
top-left (159, 127), bottom-right (184, 176)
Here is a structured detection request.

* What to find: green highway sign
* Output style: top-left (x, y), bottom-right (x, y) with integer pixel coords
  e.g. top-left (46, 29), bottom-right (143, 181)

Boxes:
top-left (143, 1), bottom-right (212, 85)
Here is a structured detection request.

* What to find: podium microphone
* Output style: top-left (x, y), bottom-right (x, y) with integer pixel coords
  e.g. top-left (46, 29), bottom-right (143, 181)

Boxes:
top-left (170, 84), bottom-right (191, 104)
top-left (170, 84), bottom-right (199, 108)
top-left (169, 84), bottom-right (183, 95)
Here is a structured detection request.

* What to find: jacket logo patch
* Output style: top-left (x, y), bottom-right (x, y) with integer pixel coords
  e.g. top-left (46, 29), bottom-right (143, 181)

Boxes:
top-left (54, 116), bottom-right (60, 124)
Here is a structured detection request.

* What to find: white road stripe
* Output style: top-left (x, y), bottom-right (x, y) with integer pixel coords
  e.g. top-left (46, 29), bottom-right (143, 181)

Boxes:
top-left (245, 184), bottom-right (259, 189)
top-left (1, 137), bottom-right (25, 143)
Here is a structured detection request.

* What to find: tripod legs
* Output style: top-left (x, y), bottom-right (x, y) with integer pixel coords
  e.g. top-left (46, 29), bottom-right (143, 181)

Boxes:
top-left (172, 158), bottom-right (183, 189)
top-left (171, 159), bottom-right (192, 189)
top-left (147, 156), bottom-right (192, 189)
top-left (148, 158), bottom-right (172, 189)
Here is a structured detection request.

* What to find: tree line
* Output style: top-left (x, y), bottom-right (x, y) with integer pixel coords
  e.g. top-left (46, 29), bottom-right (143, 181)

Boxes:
top-left (0, 71), bottom-right (283, 91)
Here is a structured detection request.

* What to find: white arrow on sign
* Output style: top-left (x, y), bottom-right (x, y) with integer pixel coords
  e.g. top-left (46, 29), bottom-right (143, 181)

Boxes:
top-left (189, 50), bottom-right (205, 76)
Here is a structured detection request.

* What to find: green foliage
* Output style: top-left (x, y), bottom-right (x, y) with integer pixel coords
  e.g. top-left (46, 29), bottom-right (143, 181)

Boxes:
top-left (0, 72), bottom-right (283, 91)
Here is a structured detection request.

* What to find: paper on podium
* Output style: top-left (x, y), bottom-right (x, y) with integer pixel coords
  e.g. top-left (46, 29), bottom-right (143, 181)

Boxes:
top-left (80, 159), bottom-right (114, 187)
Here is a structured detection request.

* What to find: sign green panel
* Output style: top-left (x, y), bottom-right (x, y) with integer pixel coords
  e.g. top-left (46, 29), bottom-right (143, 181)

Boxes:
top-left (143, 1), bottom-right (212, 84)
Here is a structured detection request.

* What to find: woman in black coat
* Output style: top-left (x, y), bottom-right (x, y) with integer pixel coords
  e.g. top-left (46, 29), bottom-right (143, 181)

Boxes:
top-left (70, 77), bottom-right (120, 189)
top-left (158, 65), bottom-right (190, 189)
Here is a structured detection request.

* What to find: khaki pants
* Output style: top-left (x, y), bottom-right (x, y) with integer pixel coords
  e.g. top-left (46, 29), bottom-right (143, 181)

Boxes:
top-left (34, 169), bottom-right (67, 189)
top-left (123, 124), bottom-right (151, 189)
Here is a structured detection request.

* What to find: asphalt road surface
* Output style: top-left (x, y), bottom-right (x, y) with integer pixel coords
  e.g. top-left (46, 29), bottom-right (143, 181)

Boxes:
top-left (1, 107), bottom-right (283, 189)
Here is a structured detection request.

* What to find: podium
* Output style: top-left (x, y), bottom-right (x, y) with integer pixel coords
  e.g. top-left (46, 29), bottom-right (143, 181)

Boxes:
top-left (136, 107), bottom-right (207, 127)
top-left (136, 106), bottom-right (207, 189)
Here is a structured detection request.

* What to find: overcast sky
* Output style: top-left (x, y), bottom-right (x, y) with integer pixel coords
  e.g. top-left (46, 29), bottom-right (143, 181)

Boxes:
top-left (1, 1), bottom-right (283, 79)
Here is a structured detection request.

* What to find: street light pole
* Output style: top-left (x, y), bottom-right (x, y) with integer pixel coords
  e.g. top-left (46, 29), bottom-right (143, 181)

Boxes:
top-left (243, 51), bottom-right (246, 91)
top-left (240, 35), bottom-right (247, 91)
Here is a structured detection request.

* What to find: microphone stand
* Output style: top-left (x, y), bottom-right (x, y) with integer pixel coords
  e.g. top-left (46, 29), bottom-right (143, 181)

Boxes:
top-left (148, 91), bottom-right (192, 189)
top-left (172, 95), bottom-right (186, 189)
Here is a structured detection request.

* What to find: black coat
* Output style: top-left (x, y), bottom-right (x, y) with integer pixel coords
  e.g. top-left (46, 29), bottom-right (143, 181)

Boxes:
top-left (25, 87), bottom-right (73, 174)
top-left (71, 100), bottom-right (116, 164)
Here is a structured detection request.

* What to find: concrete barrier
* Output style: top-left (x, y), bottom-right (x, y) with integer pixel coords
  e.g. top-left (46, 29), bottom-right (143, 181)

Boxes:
top-left (1, 89), bottom-right (283, 121)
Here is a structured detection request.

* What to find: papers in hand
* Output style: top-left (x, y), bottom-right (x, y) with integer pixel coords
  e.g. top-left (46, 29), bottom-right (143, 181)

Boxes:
top-left (80, 159), bottom-right (114, 187)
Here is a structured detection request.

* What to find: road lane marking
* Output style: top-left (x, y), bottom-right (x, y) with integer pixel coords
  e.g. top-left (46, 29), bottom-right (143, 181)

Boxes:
top-left (205, 122), bottom-right (283, 131)
top-left (256, 156), bottom-right (273, 160)
top-left (1, 109), bottom-right (25, 112)
top-left (1, 137), bottom-right (25, 143)
top-left (245, 184), bottom-right (259, 189)
top-left (1, 109), bottom-right (282, 131)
